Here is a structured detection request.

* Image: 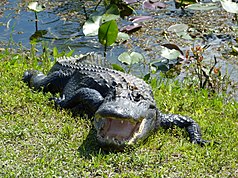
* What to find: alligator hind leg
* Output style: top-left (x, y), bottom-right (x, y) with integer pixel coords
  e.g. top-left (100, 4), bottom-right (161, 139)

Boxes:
top-left (158, 112), bottom-right (209, 145)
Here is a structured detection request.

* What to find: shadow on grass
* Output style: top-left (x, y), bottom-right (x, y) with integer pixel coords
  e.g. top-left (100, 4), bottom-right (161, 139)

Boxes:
top-left (77, 128), bottom-right (137, 159)
top-left (77, 129), bottom-right (103, 158)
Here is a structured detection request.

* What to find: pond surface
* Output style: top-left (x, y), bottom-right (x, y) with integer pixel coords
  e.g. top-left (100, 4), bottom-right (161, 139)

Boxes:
top-left (0, 0), bottom-right (237, 98)
top-left (0, 0), bottom-right (103, 52)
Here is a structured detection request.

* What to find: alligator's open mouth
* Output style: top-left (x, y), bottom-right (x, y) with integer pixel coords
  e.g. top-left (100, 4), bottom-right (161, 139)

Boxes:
top-left (95, 118), bottom-right (143, 148)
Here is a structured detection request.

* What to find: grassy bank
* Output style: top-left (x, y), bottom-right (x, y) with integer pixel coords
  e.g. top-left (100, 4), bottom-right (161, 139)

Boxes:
top-left (0, 51), bottom-right (237, 177)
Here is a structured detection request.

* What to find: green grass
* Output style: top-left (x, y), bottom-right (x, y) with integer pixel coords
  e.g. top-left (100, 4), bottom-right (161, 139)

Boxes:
top-left (0, 51), bottom-right (237, 177)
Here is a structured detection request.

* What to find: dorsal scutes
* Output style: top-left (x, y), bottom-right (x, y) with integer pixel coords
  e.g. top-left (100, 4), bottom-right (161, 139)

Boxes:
top-left (56, 53), bottom-right (154, 102)
top-left (57, 52), bottom-right (110, 68)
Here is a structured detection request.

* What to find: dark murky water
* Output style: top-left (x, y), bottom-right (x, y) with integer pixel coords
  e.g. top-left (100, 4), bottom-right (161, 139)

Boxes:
top-left (0, 0), bottom-right (237, 98)
top-left (0, 0), bottom-right (100, 52)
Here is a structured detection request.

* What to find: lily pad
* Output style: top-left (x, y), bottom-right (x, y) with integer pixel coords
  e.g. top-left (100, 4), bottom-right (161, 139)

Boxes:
top-left (220, 0), bottom-right (238, 14)
top-left (168, 24), bottom-right (188, 33)
top-left (186, 3), bottom-right (219, 11)
top-left (130, 52), bottom-right (144, 64)
top-left (118, 52), bottom-right (143, 65)
top-left (117, 32), bottom-right (130, 42)
top-left (168, 24), bottom-right (192, 39)
top-left (176, 31), bottom-right (193, 40)
top-left (161, 46), bottom-right (181, 60)
top-left (118, 52), bottom-right (131, 65)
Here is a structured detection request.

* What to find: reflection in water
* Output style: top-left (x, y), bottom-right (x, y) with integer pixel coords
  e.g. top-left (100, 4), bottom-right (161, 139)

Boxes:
top-left (0, 0), bottom-right (107, 55)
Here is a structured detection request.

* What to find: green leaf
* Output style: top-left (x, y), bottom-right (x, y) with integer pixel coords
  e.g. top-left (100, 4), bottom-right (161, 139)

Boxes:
top-left (118, 51), bottom-right (144, 65)
top-left (53, 47), bottom-right (58, 58)
top-left (28, 2), bottom-right (45, 12)
top-left (176, 31), bottom-right (192, 40)
top-left (101, 14), bottom-right (120, 24)
top-left (168, 24), bottom-right (192, 40)
top-left (130, 52), bottom-right (144, 64)
top-left (111, 64), bottom-right (125, 72)
top-left (98, 20), bottom-right (118, 47)
top-left (66, 50), bottom-right (75, 57)
top-left (143, 73), bottom-right (151, 82)
top-left (117, 32), bottom-right (130, 42)
top-left (161, 46), bottom-right (181, 60)
top-left (186, 3), bottom-right (219, 11)
top-left (118, 52), bottom-right (131, 65)
top-left (168, 24), bottom-right (188, 33)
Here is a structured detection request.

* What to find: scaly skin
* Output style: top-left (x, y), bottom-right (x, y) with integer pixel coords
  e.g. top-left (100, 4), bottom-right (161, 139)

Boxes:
top-left (23, 53), bottom-right (209, 150)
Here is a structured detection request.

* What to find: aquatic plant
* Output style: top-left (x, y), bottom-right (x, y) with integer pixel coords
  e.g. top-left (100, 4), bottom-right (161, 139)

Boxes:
top-left (182, 45), bottom-right (236, 95)
top-left (27, 2), bottom-right (45, 31)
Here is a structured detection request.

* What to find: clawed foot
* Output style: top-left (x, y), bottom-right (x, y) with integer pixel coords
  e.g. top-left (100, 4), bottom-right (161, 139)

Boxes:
top-left (49, 95), bottom-right (65, 108)
top-left (193, 139), bottom-right (219, 146)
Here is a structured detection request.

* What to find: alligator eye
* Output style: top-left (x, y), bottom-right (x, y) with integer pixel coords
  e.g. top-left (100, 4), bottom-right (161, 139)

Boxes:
top-left (129, 85), bottom-right (138, 90)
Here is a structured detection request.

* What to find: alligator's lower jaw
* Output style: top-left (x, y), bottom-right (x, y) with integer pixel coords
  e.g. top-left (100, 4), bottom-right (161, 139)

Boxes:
top-left (95, 118), bottom-right (141, 148)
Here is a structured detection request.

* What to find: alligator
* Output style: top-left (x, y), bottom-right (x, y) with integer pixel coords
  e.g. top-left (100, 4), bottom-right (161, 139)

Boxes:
top-left (23, 53), bottom-right (209, 150)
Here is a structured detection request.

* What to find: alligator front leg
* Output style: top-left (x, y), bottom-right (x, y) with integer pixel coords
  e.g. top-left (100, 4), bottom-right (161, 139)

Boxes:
top-left (158, 112), bottom-right (209, 145)
top-left (52, 88), bottom-right (104, 115)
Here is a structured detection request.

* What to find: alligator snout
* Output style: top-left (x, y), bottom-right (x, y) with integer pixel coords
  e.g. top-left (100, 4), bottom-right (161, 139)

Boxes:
top-left (95, 98), bottom-right (153, 122)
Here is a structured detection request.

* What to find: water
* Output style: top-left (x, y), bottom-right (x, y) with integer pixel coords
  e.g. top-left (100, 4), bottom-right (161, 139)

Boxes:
top-left (1, 0), bottom-right (96, 52)
top-left (0, 0), bottom-right (237, 98)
